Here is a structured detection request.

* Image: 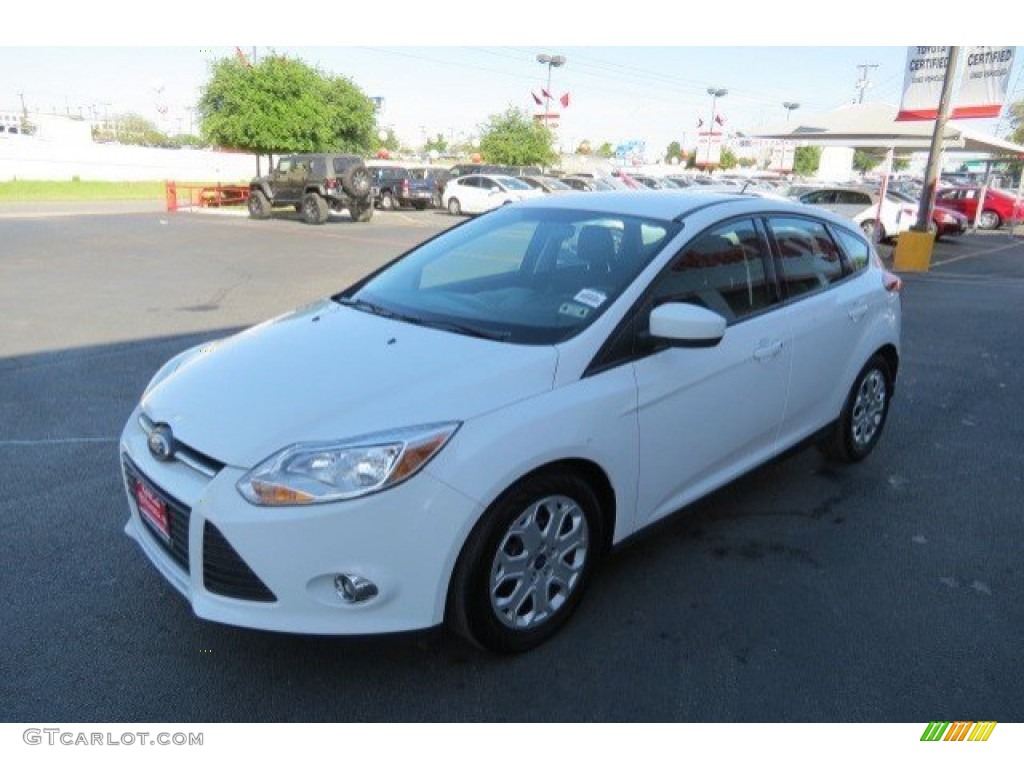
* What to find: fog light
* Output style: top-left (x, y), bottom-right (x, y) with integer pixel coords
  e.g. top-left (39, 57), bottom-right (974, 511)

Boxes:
top-left (334, 574), bottom-right (379, 603)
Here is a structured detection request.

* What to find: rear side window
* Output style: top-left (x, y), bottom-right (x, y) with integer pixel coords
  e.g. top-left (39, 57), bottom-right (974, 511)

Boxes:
top-left (650, 218), bottom-right (772, 323)
top-left (768, 217), bottom-right (844, 297)
top-left (833, 227), bottom-right (871, 272)
top-left (836, 191), bottom-right (872, 206)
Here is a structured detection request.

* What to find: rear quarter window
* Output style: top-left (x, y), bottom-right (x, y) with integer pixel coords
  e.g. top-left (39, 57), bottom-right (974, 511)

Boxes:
top-left (833, 227), bottom-right (871, 272)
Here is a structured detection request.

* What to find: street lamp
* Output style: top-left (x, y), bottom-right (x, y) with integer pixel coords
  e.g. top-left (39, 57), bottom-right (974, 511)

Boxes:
top-left (537, 53), bottom-right (567, 128)
top-left (783, 101), bottom-right (800, 121)
top-left (705, 87), bottom-right (728, 168)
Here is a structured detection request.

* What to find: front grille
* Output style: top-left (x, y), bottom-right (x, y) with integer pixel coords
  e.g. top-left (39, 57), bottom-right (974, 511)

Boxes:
top-left (123, 454), bottom-right (190, 572)
top-left (138, 414), bottom-right (226, 478)
top-left (203, 523), bottom-right (277, 602)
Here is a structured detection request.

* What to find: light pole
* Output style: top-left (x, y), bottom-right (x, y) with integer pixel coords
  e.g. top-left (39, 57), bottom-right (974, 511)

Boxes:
top-left (783, 101), bottom-right (800, 121)
top-left (706, 87), bottom-right (728, 168)
top-left (536, 53), bottom-right (567, 128)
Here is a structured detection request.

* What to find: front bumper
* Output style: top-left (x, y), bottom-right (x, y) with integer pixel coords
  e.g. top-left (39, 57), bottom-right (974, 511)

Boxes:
top-left (120, 408), bottom-right (482, 634)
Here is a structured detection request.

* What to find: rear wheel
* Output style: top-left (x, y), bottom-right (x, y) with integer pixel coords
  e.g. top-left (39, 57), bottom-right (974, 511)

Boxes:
top-left (379, 192), bottom-right (396, 210)
top-left (301, 193), bottom-right (329, 225)
top-left (978, 210), bottom-right (1001, 230)
top-left (447, 197), bottom-right (462, 216)
top-left (247, 189), bottom-right (270, 220)
top-left (447, 471), bottom-right (603, 653)
top-left (350, 199), bottom-right (374, 223)
top-left (818, 355), bottom-right (893, 463)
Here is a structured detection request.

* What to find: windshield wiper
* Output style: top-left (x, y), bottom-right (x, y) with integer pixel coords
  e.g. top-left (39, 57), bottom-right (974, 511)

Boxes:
top-left (336, 296), bottom-right (399, 318)
top-left (411, 318), bottom-right (510, 342)
top-left (338, 297), bottom-right (508, 341)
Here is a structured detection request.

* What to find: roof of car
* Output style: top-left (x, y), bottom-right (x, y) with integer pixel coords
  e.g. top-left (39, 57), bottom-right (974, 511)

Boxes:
top-left (513, 190), bottom-right (820, 222)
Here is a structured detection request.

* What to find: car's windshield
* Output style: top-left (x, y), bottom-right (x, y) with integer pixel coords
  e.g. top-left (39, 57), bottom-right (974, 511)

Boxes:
top-left (338, 206), bottom-right (680, 345)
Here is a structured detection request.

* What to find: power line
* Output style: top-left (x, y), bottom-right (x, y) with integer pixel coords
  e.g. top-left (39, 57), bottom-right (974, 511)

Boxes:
top-left (856, 63), bottom-right (879, 103)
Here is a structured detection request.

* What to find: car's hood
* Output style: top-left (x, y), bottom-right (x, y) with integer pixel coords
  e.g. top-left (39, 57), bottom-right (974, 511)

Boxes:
top-left (141, 300), bottom-right (558, 467)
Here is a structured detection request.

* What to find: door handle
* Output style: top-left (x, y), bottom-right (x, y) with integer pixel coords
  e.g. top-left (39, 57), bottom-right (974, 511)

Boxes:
top-left (848, 304), bottom-right (869, 322)
top-left (753, 340), bottom-right (784, 361)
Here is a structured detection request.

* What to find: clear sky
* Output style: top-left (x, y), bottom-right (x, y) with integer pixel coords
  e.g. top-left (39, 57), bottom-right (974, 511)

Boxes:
top-left (2, 6), bottom-right (1019, 157)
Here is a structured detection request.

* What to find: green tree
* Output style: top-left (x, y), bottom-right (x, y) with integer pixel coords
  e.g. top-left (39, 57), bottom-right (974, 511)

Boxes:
top-left (374, 128), bottom-right (400, 152)
top-left (423, 133), bottom-right (448, 153)
top-left (719, 148), bottom-right (738, 170)
top-left (576, 139), bottom-right (592, 155)
top-left (793, 145), bottom-right (821, 176)
top-left (853, 150), bottom-right (882, 174)
top-left (892, 157), bottom-right (910, 172)
top-left (665, 140), bottom-right (683, 162)
top-left (93, 112), bottom-right (170, 147)
top-left (596, 141), bottom-right (614, 158)
top-left (477, 107), bottom-right (557, 166)
top-left (1007, 100), bottom-right (1024, 145)
top-left (198, 54), bottom-right (375, 159)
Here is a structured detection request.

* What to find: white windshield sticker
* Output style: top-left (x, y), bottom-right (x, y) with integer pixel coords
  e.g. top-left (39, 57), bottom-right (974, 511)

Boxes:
top-left (574, 289), bottom-right (607, 309)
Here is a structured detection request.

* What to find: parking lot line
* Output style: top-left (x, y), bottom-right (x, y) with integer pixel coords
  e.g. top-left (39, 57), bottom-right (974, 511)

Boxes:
top-left (931, 239), bottom-right (1022, 267)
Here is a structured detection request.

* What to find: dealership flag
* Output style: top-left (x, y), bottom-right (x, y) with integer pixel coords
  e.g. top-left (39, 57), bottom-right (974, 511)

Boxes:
top-left (560, 92), bottom-right (570, 108)
top-left (541, 88), bottom-right (553, 100)
top-left (531, 91), bottom-right (542, 106)
top-left (896, 46), bottom-right (1015, 120)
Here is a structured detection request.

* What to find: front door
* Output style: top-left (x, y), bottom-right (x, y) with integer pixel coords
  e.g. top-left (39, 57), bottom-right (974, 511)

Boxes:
top-left (633, 217), bottom-right (790, 525)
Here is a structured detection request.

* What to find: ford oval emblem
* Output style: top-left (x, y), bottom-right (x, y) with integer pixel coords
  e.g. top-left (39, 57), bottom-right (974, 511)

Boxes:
top-left (148, 424), bottom-right (175, 462)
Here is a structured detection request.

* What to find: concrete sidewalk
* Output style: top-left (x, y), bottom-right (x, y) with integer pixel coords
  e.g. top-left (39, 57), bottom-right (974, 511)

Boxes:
top-left (0, 199), bottom-right (166, 218)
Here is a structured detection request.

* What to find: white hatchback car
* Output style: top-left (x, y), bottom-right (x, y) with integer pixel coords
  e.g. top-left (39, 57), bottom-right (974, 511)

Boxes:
top-left (442, 173), bottom-right (545, 215)
top-left (121, 192), bottom-right (902, 652)
top-left (797, 186), bottom-right (918, 241)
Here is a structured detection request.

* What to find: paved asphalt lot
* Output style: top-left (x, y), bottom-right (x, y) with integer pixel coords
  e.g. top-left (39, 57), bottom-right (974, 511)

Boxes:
top-left (1, 205), bottom-right (1022, 722)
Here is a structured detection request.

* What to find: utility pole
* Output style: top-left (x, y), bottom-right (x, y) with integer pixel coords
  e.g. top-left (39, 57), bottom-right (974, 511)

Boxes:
top-left (914, 47), bottom-right (961, 233)
top-left (856, 64), bottom-right (879, 103)
top-left (18, 92), bottom-right (27, 120)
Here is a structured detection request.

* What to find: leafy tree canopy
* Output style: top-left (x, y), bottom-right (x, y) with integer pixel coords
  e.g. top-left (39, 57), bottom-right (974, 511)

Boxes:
top-left (596, 141), bottom-right (614, 158)
top-left (423, 133), bottom-right (448, 153)
top-left (665, 141), bottom-right (683, 161)
top-left (198, 54), bottom-right (375, 155)
top-left (794, 145), bottom-right (821, 176)
top-left (478, 107), bottom-right (558, 166)
top-left (853, 150), bottom-right (882, 173)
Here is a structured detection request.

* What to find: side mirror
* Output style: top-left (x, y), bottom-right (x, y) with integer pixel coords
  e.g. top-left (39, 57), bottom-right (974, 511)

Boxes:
top-left (647, 302), bottom-right (726, 348)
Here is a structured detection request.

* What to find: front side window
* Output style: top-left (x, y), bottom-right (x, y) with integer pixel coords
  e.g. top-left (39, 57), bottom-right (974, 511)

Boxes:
top-left (768, 217), bottom-right (844, 298)
top-left (341, 206), bottom-right (679, 344)
top-left (649, 218), bottom-right (772, 323)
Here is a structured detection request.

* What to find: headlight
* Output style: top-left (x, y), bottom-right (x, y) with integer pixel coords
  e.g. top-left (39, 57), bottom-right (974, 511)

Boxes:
top-left (236, 422), bottom-right (460, 506)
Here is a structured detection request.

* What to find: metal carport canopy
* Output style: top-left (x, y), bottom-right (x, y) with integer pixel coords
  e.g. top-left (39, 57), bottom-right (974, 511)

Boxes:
top-left (744, 102), bottom-right (1024, 154)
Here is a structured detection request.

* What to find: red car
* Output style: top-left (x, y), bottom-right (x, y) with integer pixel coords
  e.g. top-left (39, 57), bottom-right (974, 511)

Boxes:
top-left (935, 186), bottom-right (1024, 230)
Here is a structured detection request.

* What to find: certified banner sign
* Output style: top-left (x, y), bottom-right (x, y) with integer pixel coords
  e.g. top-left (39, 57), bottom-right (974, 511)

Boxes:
top-left (896, 46), bottom-right (1015, 121)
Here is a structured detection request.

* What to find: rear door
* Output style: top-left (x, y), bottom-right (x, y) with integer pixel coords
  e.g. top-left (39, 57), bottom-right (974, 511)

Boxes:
top-left (765, 215), bottom-right (875, 446)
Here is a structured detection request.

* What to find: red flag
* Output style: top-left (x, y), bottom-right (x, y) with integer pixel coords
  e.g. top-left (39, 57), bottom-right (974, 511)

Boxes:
top-left (715, 114), bottom-right (726, 126)
top-left (541, 88), bottom-right (553, 100)
top-left (235, 47), bottom-right (252, 67)
top-left (559, 92), bottom-right (570, 108)
top-left (531, 91), bottom-right (542, 106)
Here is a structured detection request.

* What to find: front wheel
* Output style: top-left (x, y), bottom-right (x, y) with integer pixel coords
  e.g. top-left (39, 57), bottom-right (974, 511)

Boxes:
top-left (448, 472), bottom-right (603, 653)
top-left (247, 189), bottom-right (270, 220)
top-left (379, 192), bottom-right (396, 211)
top-left (818, 355), bottom-right (893, 463)
top-left (860, 218), bottom-right (885, 242)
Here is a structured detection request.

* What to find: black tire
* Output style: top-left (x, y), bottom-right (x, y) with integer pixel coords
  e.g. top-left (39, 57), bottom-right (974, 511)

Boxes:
top-left (379, 192), bottom-right (396, 211)
top-left (247, 189), bottom-right (270, 220)
top-left (447, 471), bottom-right (604, 653)
top-left (413, 201), bottom-right (428, 211)
top-left (978, 209), bottom-right (1001, 230)
top-left (818, 354), bottom-right (893, 463)
top-left (447, 197), bottom-right (462, 216)
top-left (350, 200), bottom-right (374, 223)
top-left (341, 165), bottom-right (371, 198)
top-left (860, 218), bottom-right (884, 242)
top-left (301, 192), bottom-right (329, 225)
